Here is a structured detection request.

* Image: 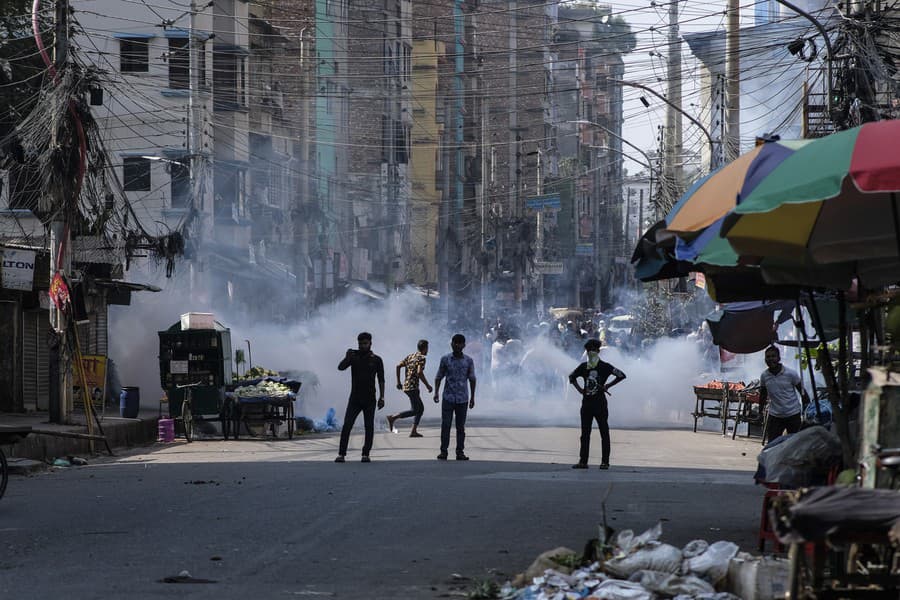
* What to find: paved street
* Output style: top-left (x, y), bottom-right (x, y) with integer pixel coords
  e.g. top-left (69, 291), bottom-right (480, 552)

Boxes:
top-left (1, 424), bottom-right (764, 599)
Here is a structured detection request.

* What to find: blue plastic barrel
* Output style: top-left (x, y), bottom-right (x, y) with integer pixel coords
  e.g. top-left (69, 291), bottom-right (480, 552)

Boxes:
top-left (120, 386), bottom-right (140, 418)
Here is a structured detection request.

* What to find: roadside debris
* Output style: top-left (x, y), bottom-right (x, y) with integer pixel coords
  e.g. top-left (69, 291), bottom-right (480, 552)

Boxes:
top-left (496, 522), bottom-right (785, 600)
top-left (158, 570), bottom-right (217, 584)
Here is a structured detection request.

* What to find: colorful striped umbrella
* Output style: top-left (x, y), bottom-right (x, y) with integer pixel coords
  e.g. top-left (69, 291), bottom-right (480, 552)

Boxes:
top-left (632, 138), bottom-right (805, 281)
top-left (723, 121), bottom-right (900, 265)
top-left (665, 138), bottom-right (809, 236)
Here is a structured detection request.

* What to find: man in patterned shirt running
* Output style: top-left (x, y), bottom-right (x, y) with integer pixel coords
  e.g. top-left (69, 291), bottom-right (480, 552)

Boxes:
top-left (387, 339), bottom-right (433, 437)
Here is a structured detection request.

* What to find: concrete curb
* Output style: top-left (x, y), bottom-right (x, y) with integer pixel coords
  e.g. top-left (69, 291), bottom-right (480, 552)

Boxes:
top-left (6, 457), bottom-right (48, 475)
top-left (2, 417), bottom-right (158, 462)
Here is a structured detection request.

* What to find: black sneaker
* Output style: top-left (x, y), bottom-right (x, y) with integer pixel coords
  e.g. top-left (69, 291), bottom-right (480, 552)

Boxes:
top-left (456, 454), bottom-right (469, 461)
top-left (437, 453), bottom-right (448, 460)
top-left (599, 463), bottom-right (610, 470)
top-left (334, 455), bottom-right (345, 463)
top-left (572, 463), bottom-right (588, 469)
top-left (361, 455), bottom-right (371, 463)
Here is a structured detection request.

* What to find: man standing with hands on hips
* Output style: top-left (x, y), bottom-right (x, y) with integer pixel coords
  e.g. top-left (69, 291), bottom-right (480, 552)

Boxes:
top-left (569, 339), bottom-right (625, 470)
top-left (335, 332), bottom-right (385, 463)
top-left (433, 334), bottom-right (477, 461)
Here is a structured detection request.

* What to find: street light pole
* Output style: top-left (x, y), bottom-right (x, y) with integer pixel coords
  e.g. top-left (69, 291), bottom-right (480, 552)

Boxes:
top-left (610, 79), bottom-right (718, 171)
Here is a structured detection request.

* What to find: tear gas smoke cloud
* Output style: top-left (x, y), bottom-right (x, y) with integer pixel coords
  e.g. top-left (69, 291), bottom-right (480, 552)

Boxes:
top-left (111, 272), bottom-right (777, 431)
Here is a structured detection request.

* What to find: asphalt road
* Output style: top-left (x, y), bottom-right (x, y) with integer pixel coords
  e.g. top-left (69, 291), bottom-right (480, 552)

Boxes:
top-left (0, 424), bottom-right (765, 599)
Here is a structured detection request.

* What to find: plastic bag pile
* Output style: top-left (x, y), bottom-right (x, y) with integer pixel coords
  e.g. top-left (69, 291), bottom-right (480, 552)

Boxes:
top-left (500, 522), bottom-right (744, 600)
top-left (312, 407), bottom-right (341, 432)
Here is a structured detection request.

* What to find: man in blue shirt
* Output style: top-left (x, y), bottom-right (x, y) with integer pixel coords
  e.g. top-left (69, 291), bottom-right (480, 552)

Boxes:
top-left (433, 333), bottom-right (477, 460)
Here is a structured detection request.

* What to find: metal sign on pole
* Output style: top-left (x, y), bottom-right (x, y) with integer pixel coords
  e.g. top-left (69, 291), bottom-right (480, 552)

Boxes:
top-left (525, 194), bottom-right (561, 211)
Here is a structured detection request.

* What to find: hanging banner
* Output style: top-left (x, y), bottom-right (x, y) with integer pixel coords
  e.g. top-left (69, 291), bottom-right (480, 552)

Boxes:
top-left (49, 272), bottom-right (70, 310)
top-left (1, 248), bottom-right (36, 291)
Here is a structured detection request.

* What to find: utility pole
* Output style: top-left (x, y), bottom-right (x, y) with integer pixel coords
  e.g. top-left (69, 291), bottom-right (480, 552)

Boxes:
top-left (725, 0), bottom-right (741, 161)
top-left (666, 0), bottom-right (683, 194)
top-left (439, 99), bottom-right (451, 320)
top-left (535, 150), bottom-right (544, 315)
top-left (48, 0), bottom-right (70, 424)
top-left (297, 27), bottom-right (311, 316)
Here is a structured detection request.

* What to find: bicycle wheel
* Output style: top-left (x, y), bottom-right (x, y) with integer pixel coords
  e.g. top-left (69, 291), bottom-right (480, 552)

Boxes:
top-left (0, 448), bottom-right (8, 500)
top-left (182, 399), bottom-right (193, 443)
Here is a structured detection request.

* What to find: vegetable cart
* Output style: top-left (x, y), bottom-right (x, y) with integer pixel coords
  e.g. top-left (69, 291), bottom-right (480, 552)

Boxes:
top-left (692, 381), bottom-right (735, 435)
top-left (226, 377), bottom-right (302, 440)
top-left (729, 382), bottom-right (766, 441)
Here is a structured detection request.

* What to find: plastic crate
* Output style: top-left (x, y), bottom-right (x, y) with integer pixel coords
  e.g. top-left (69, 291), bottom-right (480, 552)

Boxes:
top-left (180, 312), bottom-right (215, 330)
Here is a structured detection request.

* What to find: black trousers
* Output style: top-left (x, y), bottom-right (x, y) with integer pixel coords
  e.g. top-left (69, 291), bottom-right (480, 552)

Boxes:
top-left (338, 398), bottom-right (375, 456)
top-left (396, 389), bottom-right (425, 425)
top-left (440, 401), bottom-right (468, 455)
top-left (579, 400), bottom-right (610, 465)
top-left (766, 412), bottom-right (801, 444)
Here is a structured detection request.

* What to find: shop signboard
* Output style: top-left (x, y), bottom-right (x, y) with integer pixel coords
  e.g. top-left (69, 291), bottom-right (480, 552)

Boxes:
top-left (534, 261), bottom-right (564, 275)
top-left (525, 194), bottom-right (561, 211)
top-left (1, 248), bottom-right (36, 291)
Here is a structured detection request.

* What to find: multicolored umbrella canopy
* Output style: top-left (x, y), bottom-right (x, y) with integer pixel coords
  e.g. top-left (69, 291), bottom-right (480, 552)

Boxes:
top-left (723, 121), bottom-right (900, 265)
top-left (632, 138), bottom-right (806, 281)
top-left (666, 138), bottom-right (809, 236)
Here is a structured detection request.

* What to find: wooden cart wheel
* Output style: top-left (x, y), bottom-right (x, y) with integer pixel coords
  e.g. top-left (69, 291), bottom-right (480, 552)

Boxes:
top-left (182, 399), bottom-right (193, 443)
top-left (287, 403), bottom-right (295, 440)
top-left (0, 448), bottom-right (8, 500)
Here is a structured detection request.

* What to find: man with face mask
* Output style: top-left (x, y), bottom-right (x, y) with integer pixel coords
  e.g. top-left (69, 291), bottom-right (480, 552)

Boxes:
top-left (568, 339), bottom-right (626, 469)
top-left (760, 345), bottom-right (808, 443)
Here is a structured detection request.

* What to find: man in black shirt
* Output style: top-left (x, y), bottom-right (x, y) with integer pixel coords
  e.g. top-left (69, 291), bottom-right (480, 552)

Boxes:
top-left (568, 339), bottom-right (626, 470)
top-left (335, 332), bottom-right (385, 463)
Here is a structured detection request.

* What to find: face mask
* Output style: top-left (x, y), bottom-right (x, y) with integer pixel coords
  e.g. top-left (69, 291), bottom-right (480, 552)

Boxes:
top-left (587, 351), bottom-right (600, 367)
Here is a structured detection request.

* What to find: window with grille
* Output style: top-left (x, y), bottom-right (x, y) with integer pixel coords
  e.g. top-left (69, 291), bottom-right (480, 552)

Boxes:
top-left (170, 160), bottom-right (190, 207)
top-left (168, 39), bottom-right (189, 89)
top-left (120, 38), bottom-right (149, 73)
top-left (123, 157), bottom-right (151, 191)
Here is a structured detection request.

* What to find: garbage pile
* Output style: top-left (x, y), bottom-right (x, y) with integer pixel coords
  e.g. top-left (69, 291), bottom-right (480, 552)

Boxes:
top-left (499, 522), bottom-right (786, 600)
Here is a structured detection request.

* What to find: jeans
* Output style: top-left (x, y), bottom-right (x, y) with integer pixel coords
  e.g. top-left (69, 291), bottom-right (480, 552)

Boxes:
top-left (338, 398), bottom-right (375, 456)
top-left (579, 400), bottom-right (610, 465)
top-left (440, 401), bottom-right (468, 455)
top-left (396, 389), bottom-right (425, 425)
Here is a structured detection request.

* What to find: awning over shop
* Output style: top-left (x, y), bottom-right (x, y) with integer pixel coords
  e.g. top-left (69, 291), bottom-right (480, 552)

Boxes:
top-left (94, 278), bottom-right (161, 305)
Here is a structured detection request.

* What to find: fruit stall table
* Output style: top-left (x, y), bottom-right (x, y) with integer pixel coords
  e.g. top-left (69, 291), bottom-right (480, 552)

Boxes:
top-left (225, 377), bottom-right (302, 440)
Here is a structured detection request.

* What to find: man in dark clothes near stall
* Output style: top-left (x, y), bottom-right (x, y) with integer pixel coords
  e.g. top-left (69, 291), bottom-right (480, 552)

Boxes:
top-left (569, 339), bottom-right (626, 470)
top-left (760, 345), bottom-right (809, 443)
top-left (335, 332), bottom-right (385, 463)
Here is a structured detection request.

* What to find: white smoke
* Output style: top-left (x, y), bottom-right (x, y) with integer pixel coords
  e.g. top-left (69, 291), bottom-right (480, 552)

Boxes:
top-left (110, 274), bottom-right (770, 430)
